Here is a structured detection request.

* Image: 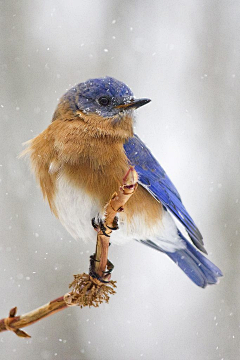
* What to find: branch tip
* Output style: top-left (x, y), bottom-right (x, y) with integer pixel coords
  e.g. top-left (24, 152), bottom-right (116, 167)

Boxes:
top-left (9, 307), bottom-right (17, 318)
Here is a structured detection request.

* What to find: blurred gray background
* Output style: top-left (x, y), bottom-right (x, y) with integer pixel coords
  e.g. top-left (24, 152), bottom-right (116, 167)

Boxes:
top-left (0, 1), bottom-right (239, 359)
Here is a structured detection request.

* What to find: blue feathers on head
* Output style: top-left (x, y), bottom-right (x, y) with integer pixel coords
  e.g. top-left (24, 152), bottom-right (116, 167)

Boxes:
top-left (64, 76), bottom-right (134, 117)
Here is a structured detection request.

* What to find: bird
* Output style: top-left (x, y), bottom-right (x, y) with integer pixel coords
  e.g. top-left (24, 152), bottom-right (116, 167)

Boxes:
top-left (23, 76), bottom-right (222, 288)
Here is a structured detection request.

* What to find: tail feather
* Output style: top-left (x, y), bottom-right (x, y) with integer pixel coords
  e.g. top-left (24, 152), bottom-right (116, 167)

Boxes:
top-left (165, 232), bottom-right (223, 288)
top-left (139, 232), bottom-right (223, 288)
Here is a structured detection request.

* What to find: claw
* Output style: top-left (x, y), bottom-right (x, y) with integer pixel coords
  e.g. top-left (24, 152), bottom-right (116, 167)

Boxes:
top-left (102, 259), bottom-right (114, 274)
top-left (99, 219), bottom-right (110, 237)
top-left (89, 254), bottom-right (114, 283)
top-left (107, 259), bottom-right (114, 272)
top-left (106, 225), bottom-right (118, 231)
top-left (92, 216), bottom-right (111, 237)
top-left (91, 217), bottom-right (99, 230)
top-left (106, 216), bottom-right (119, 231)
top-left (89, 254), bottom-right (100, 263)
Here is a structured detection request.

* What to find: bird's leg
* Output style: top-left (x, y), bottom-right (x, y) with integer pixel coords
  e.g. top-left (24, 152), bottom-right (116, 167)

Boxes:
top-left (92, 215), bottom-right (118, 235)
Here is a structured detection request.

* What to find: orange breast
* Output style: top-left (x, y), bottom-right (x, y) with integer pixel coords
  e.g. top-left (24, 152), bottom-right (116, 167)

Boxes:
top-left (61, 149), bottom-right (162, 226)
top-left (26, 117), bottom-right (162, 226)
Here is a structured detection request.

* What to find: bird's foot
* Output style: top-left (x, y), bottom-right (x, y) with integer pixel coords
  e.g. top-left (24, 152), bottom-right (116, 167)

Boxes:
top-left (91, 215), bottom-right (119, 237)
top-left (106, 216), bottom-right (119, 231)
top-left (103, 259), bottom-right (114, 274)
top-left (89, 255), bottom-right (114, 283)
top-left (91, 216), bottom-right (110, 237)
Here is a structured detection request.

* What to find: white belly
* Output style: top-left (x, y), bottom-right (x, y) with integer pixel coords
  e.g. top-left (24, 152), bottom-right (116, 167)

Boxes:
top-left (54, 174), bottom-right (185, 252)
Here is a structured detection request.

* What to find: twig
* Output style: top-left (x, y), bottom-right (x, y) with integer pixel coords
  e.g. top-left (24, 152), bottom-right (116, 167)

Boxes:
top-left (0, 298), bottom-right (67, 338)
top-left (0, 167), bottom-right (138, 337)
top-left (91, 166), bottom-right (138, 280)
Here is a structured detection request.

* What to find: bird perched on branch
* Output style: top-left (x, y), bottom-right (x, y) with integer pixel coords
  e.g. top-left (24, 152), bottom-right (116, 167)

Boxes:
top-left (24, 76), bottom-right (222, 288)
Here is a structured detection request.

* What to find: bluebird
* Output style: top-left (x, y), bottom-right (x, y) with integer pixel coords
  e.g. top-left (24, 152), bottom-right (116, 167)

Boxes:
top-left (25, 76), bottom-right (222, 288)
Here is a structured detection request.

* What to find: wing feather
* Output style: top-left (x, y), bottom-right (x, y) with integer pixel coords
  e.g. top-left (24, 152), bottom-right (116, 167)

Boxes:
top-left (124, 134), bottom-right (207, 254)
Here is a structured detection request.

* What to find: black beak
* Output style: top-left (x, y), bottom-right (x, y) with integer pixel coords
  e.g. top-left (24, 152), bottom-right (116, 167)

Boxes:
top-left (116, 98), bottom-right (151, 110)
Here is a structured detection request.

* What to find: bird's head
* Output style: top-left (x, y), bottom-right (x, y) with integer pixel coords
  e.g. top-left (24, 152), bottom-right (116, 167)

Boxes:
top-left (52, 77), bottom-right (151, 139)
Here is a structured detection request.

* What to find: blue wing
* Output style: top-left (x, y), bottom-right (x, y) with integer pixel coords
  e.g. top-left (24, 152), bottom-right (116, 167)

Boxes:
top-left (124, 134), bottom-right (207, 254)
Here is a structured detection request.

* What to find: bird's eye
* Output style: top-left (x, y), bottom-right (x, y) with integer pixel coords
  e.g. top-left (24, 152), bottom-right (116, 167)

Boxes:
top-left (98, 96), bottom-right (110, 106)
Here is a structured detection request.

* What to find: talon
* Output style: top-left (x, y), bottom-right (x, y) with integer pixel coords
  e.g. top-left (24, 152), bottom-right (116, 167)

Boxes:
top-left (91, 217), bottom-right (98, 230)
top-left (89, 268), bottom-right (101, 280)
top-left (99, 219), bottom-right (110, 237)
top-left (92, 216), bottom-right (111, 237)
top-left (106, 225), bottom-right (118, 230)
top-left (90, 254), bottom-right (100, 263)
top-left (102, 269), bottom-right (111, 274)
top-left (102, 259), bottom-right (114, 275)
top-left (106, 216), bottom-right (119, 231)
top-left (107, 259), bottom-right (114, 272)
top-left (89, 269), bottom-right (111, 283)
top-left (102, 268), bottom-right (114, 276)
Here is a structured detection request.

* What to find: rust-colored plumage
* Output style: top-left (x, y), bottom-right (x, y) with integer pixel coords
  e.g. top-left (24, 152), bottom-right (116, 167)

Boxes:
top-left (24, 98), bottom-right (161, 225)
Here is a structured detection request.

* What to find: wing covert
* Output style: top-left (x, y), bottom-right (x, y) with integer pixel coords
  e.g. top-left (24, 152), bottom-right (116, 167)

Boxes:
top-left (124, 134), bottom-right (206, 254)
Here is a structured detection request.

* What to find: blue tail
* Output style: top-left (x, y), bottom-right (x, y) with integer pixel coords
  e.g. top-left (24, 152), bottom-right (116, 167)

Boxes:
top-left (165, 232), bottom-right (223, 288)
